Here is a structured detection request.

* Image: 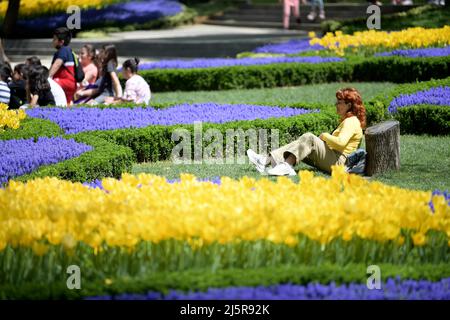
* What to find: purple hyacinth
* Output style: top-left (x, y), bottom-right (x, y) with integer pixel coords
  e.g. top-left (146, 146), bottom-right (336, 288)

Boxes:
top-left (253, 39), bottom-right (324, 55)
top-left (136, 56), bottom-right (343, 70)
top-left (84, 177), bottom-right (222, 190)
top-left (26, 104), bottom-right (319, 134)
top-left (388, 86), bottom-right (450, 113)
top-left (0, 137), bottom-right (92, 185)
top-left (376, 46), bottom-right (450, 58)
top-left (86, 277), bottom-right (450, 300)
top-left (16, 0), bottom-right (182, 32)
top-left (429, 189), bottom-right (450, 214)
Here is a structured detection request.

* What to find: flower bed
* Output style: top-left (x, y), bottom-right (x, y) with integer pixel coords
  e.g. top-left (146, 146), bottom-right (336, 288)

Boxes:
top-left (310, 26), bottom-right (450, 56)
top-left (0, 168), bottom-right (449, 299)
top-left (388, 86), bottom-right (450, 113)
top-left (0, 103), bottom-right (26, 132)
top-left (0, 137), bottom-right (92, 185)
top-left (252, 38), bottom-right (324, 55)
top-left (0, 0), bottom-right (116, 19)
top-left (2, 167), bottom-right (449, 250)
top-left (26, 104), bottom-right (318, 134)
top-left (88, 277), bottom-right (450, 300)
top-left (137, 56), bottom-right (343, 71)
top-left (11, 0), bottom-right (182, 34)
top-left (376, 46), bottom-right (450, 58)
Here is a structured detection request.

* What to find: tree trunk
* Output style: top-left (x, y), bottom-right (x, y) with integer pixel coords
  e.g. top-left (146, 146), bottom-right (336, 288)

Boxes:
top-left (2, 0), bottom-right (21, 38)
top-left (364, 120), bottom-right (400, 176)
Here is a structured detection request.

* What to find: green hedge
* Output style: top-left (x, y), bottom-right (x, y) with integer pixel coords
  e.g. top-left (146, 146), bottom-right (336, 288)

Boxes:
top-left (394, 105), bottom-right (450, 135)
top-left (11, 135), bottom-right (135, 183)
top-left (0, 118), bottom-right (63, 141)
top-left (1, 263), bottom-right (449, 299)
top-left (367, 77), bottom-right (450, 134)
top-left (82, 111), bottom-right (338, 162)
top-left (139, 56), bottom-right (450, 92)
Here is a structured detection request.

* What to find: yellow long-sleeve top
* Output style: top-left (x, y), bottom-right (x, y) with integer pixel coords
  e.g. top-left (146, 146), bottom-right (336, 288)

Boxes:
top-left (321, 116), bottom-right (363, 156)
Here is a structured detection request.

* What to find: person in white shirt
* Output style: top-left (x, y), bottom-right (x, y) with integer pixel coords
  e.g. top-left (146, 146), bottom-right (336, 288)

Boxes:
top-left (105, 57), bottom-right (151, 105)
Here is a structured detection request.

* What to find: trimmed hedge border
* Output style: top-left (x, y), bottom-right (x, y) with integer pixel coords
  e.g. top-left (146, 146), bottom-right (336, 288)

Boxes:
top-left (138, 56), bottom-right (450, 92)
top-left (1, 119), bottom-right (135, 183)
top-left (1, 76), bottom-right (448, 183)
top-left (82, 111), bottom-right (339, 162)
top-left (1, 263), bottom-right (449, 299)
top-left (368, 77), bottom-right (450, 135)
top-left (395, 105), bottom-right (450, 135)
top-left (13, 135), bottom-right (135, 183)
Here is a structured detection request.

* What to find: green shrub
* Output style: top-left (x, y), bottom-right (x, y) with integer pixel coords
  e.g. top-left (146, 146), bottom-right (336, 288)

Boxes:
top-left (81, 111), bottom-right (338, 162)
top-left (0, 118), bottom-right (63, 141)
top-left (394, 105), bottom-right (450, 135)
top-left (139, 56), bottom-right (450, 92)
top-left (367, 77), bottom-right (450, 134)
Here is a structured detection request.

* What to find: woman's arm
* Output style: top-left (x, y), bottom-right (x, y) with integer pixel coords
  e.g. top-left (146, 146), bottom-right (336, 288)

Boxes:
top-left (76, 88), bottom-right (99, 100)
top-left (83, 70), bottom-right (96, 85)
top-left (110, 71), bottom-right (122, 98)
top-left (29, 94), bottom-right (39, 107)
top-left (49, 58), bottom-right (64, 78)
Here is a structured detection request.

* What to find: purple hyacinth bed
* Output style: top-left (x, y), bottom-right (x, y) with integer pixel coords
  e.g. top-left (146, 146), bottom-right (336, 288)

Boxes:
top-left (86, 277), bottom-right (450, 300)
top-left (16, 0), bottom-right (182, 32)
top-left (26, 104), bottom-right (318, 134)
top-left (136, 56), bottom-right (343, 70)
top-left (253, 38), bottom-right (324, 55)
top-left (0, 137), bottom-right (92, 185)
top-left (388, 86), bottom-right (450, 113)
top-left (376, 46), bottom-right (450, 58)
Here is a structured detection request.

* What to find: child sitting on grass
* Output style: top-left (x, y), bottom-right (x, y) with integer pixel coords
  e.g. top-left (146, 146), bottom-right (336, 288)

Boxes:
top-left (26, 65), bottom-right (55, 108)
top-left (105, 58), bottom-right (151, 105)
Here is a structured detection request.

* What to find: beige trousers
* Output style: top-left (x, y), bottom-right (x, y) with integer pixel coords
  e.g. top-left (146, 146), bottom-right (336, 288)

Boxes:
top-left (270, 132), bottom-right (347, 173)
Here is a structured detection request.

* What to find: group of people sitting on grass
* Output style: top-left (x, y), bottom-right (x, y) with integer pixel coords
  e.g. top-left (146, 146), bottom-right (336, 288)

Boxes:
top-left (0, 27), bottom-right (151, 109)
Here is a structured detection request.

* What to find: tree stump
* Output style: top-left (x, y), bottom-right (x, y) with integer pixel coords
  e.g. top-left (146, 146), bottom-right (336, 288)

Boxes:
top-left (364, 120), bottom-right (400, 176)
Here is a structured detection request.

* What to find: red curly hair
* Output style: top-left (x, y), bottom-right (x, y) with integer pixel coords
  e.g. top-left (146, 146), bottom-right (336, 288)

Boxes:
top-left (336, 87), bottom-right (367, 129)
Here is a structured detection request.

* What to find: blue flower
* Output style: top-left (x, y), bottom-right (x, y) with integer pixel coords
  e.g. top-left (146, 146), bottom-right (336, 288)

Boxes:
top-left (388, 86), bottom-right (450, 113)
top-left (26, 103), bottom-right (319, 134)
top-left (0, 137), bottom-right (92, 185)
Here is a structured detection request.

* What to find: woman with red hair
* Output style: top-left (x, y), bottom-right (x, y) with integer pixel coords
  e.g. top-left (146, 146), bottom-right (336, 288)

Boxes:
top-left (247, 87), bottom-right (366, 176)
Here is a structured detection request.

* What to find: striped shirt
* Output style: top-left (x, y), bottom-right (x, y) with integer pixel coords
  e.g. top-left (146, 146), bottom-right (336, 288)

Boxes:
top-left (0, 81), bottom-right (11, 105)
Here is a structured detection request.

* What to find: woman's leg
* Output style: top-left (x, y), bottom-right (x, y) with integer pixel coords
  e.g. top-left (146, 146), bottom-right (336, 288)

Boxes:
top-left (318, 0), bottom-right (325, 19)
top-left (283, 0), bottom-right (291, 29)
top-left (293, 0), bottom-right (300, 18)
top-left (269, 132), bottom-right (318, 165)
top-left (304, 137), bottom-right (347, 173)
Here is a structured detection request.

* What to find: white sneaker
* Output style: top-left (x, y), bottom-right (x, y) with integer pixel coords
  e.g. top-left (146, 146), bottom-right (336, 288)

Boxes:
top-left (319, 11), bottom-right (325, 20)
top-left (267, 162), bottom-right (297, 176)
top-left (307, 11), bottom-right (317, 21)
top-left (247, 149), bottom-right (268, 174)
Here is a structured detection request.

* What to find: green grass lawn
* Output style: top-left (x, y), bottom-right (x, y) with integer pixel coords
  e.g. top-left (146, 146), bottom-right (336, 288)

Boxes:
top-left (132, 135), bottom-right (450, 192)
top-left (152, 82), bottom-right (395, 106)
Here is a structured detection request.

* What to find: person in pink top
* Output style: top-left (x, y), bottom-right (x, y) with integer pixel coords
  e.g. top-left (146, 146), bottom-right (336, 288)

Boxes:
top-left (280, 0), bottom-right (305, 30)
top-left (105, 58), bottom-right (151, 105)
top-left (79, 44), bottom-right (98, 87)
